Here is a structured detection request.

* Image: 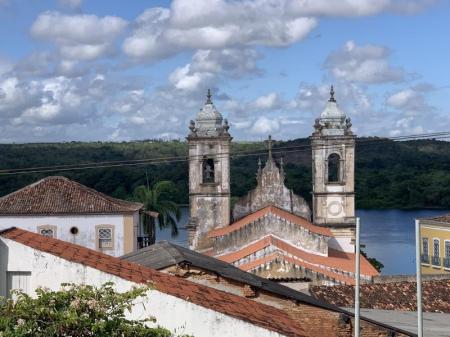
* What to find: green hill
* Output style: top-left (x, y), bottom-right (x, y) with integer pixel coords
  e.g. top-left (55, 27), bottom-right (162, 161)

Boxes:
top-left (0, 137), bottom-right (449, 209)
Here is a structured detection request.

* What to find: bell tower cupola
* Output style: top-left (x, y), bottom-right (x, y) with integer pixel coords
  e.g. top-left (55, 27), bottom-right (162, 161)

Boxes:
top-left (187, 89), bottom-right (232, 251)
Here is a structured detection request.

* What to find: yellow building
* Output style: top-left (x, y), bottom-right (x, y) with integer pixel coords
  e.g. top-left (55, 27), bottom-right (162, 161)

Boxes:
top-left (420, 214), bottom-right (450, 274)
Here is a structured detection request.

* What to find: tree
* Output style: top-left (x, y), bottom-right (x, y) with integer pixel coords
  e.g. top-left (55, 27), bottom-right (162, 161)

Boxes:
top-left (0, 283), bottom-right (179, 337)
top-left (134, 181), bottom-right (181, 244)
top-left (361, 250), bottom-right (384, 273)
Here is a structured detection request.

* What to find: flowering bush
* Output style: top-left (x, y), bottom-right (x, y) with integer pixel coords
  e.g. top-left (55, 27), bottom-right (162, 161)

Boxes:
top-left (0, 282), bottom-right (183, 337)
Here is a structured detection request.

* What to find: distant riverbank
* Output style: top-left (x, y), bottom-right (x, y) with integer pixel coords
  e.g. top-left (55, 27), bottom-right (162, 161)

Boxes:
top-left (156, 208), bottom-right (450, 275)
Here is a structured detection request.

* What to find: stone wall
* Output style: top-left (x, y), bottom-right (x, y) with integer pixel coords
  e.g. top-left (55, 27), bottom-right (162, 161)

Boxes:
top-left (188, 138), bottom-right (231, 251)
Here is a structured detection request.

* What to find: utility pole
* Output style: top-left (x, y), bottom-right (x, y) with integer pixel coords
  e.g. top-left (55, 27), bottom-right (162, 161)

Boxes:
top-left (355, 217), bottom-right (360, 337)
top-left (415, 219), bottom-right (423, 337)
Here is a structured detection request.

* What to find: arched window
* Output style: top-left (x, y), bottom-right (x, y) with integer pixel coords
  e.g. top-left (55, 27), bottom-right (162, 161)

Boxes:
top-left (202, 157), bottom-right (215, 183)
top-left (327, 153), bottom-right (340, 183)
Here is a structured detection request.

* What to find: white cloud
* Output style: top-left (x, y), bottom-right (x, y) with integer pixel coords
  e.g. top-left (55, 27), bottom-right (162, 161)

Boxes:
top-left (324, 40), bottom-right (405, 83)
top-left (253, 93), bottom-right (279, 110)
top-left (123, 1), bottom-right (317, 60)
top-left (386, 85), bottom-right (434, 115)
top-left (123, 0), bottom-right (434, 61)
top-left (250, 116), bottom-right (280, 135)
top-left (169, 48), bottom-right (262, 91)
top-left (286, 0), bottom-right (434, 16)
top-left (31, 11), bottom-right (127, 60)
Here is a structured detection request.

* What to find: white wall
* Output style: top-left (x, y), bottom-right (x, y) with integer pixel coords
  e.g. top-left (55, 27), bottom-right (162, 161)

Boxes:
top-left (0, 237), bottom-right (288, 337)
top-left (0, 214), bottom-right (127, 257)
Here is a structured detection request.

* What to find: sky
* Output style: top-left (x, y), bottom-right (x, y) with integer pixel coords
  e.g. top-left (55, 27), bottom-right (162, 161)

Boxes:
top-left (0, 0), bottom-right (449, 142)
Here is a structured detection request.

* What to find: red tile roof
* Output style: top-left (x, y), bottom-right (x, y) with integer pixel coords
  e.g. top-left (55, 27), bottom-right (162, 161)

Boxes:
top-left (310, 280), bottom-right (450, 313)
top-left (216, 235), bottom-right (379, 279)
top-left (239, 252), bottom-right (356, 285)
top-left (0, 227), bottom-right (306, 337)
top-left (0, 176), bottom-right (143, 215)
top-left (208, 205), bottom-right (332, 238)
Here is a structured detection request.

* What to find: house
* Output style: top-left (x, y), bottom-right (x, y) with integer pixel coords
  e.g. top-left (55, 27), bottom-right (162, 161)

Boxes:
top-left (0, 176), bottom-right (147, 257)
top-left (121, 241), bottom-right (414, 337)
top-left (0, 227), bottom-right (306, 337)
top-left (186, 88), bottom-right (378, 286)
top-left (419, 214), bottom-right (450, 274)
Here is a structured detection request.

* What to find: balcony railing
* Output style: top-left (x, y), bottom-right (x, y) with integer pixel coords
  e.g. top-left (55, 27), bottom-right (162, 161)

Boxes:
top-left (444, 257), bottom-right (450, 269)
top-left (137, 236), bottom-right (153, 249)
top-left (420, 254), bottom-right (430, 264)
top-left (431, 256), bottom-right (441, 267)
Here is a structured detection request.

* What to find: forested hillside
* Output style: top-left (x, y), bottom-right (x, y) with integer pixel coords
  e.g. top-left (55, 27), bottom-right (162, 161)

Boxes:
top-left (0, 137), bottom-right (449, 209)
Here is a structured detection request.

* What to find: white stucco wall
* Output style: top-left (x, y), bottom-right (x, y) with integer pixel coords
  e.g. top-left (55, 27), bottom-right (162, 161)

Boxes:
top-left (0, 214), bottom-right (131, 257)
top-left (328, 236), bottom-right (355, 253)
top-left (0, 237), bottom-right (288, 337)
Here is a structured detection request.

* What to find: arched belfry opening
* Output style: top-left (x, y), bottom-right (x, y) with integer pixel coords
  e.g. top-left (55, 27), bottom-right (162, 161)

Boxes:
top-left (202, 157), bottom-right (215, 183)
top-left (327, 153), bottom-right (340, 183)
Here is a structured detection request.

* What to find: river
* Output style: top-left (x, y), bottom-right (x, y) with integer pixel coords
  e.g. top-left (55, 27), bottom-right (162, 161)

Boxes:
top-left (155, 208), bottom-right (450, 275)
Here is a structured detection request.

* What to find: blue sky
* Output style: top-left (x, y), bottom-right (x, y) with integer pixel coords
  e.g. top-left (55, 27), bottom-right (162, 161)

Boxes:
top-left (0, 0), bottom-right (449, 142)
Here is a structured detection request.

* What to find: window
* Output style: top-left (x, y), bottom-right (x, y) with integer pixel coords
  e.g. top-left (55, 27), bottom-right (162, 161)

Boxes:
top-left (6, 271), bottom-right (31, 298)
top-left (445, 241), bottom-right (450, 258)
top-left (422, 238), bottom-right (428, 255)
top-left (70, 227), bottom-right (79, 235)
top-left (202, 157), bottom-right (215, 183)
top-left (327, 153), bottom-right (341, 183)
top-left (96, 226), bottom-right (114, 249)
top-left (37, 225), bottom-right (56, 238)
top-left (433, 239), bottom-right (440, 257)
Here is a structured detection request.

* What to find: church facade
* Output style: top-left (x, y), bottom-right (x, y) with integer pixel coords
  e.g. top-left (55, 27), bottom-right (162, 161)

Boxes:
top-left (187, 88), bottom-right (378, 285)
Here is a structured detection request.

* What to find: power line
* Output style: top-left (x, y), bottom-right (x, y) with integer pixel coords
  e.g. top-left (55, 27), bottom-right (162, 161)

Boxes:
top-left (0, 131), bottom-right (449, 176)
top-left (1, 131), bottom-right (447, 173)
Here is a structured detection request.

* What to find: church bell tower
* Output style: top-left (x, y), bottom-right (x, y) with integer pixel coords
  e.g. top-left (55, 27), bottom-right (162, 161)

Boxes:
top-left (187, 90), bottom-right (232, 251)
top-left (311, 86), bottom-right (356, 252)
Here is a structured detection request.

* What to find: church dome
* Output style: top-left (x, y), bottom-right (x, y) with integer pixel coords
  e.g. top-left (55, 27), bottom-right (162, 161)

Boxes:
top-left (320, 86), bottom-right (345, 120)
top-left (314, 86), bottom-right (352, 136)
top-left (189, 89), bottom-right (229, 138)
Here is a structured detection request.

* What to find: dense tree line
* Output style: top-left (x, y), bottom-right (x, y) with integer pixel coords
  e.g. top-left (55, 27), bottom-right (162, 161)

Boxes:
top-left (0, 137), bottom-right (449, 209)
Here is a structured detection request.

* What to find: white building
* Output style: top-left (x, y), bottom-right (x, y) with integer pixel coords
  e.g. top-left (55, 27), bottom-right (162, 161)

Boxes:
top-left (0, 227), bottom-right (304, 337)
top-left (0, 176), bottom-right (144, 257)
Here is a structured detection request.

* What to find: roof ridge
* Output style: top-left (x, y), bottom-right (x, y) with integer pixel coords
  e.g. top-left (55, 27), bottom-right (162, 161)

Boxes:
top-left (0, 176), bottom-right (142, 214)
top-left (208, 204), bottom-right (331, 238)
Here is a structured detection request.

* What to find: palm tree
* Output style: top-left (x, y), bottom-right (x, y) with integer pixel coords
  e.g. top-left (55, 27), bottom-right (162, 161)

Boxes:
top-left (133, 181), bottom-right (181, 245)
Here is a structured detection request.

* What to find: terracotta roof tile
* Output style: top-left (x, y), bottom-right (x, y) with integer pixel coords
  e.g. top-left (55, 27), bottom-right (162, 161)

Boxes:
top-left (310, 280), bottom-right (450, 313)
top-left (0, 227), bottom-right (305, 337)
top-left (239, 252), bottom-right (356, 285)
top-left (216, 235), bottom-right (379, 279)
top-left (0, 176), bottom-right (143, 215)
top-left (208, 205), bottom-right (332, 238)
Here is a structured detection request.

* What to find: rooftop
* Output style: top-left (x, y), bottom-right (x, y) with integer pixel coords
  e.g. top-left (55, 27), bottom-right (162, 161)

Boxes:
top-left (310, 280), bottom-right (450, 313)
top-left (0, 227), bottom-right (306, 337)
top-left (0, 176), bottom-right (143, 215)
top-left (121, 240), bottom-right (412, 336)
top-left (216, 235), bottom-right (379, 280)
top-left (121, 240), bottom-right (336, 310)
top-left (421, 214), bottom-right (450, 224)
top-left (208, 205), bottom-right (331, 238)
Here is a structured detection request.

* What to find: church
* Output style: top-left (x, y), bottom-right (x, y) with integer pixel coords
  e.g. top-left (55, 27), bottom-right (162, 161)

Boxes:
top-left (186, 88), bottom-right (378, 286)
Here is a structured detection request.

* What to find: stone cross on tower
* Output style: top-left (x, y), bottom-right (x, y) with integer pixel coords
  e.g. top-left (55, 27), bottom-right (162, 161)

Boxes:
top-left (267, 135), bottom-right (273, 161)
